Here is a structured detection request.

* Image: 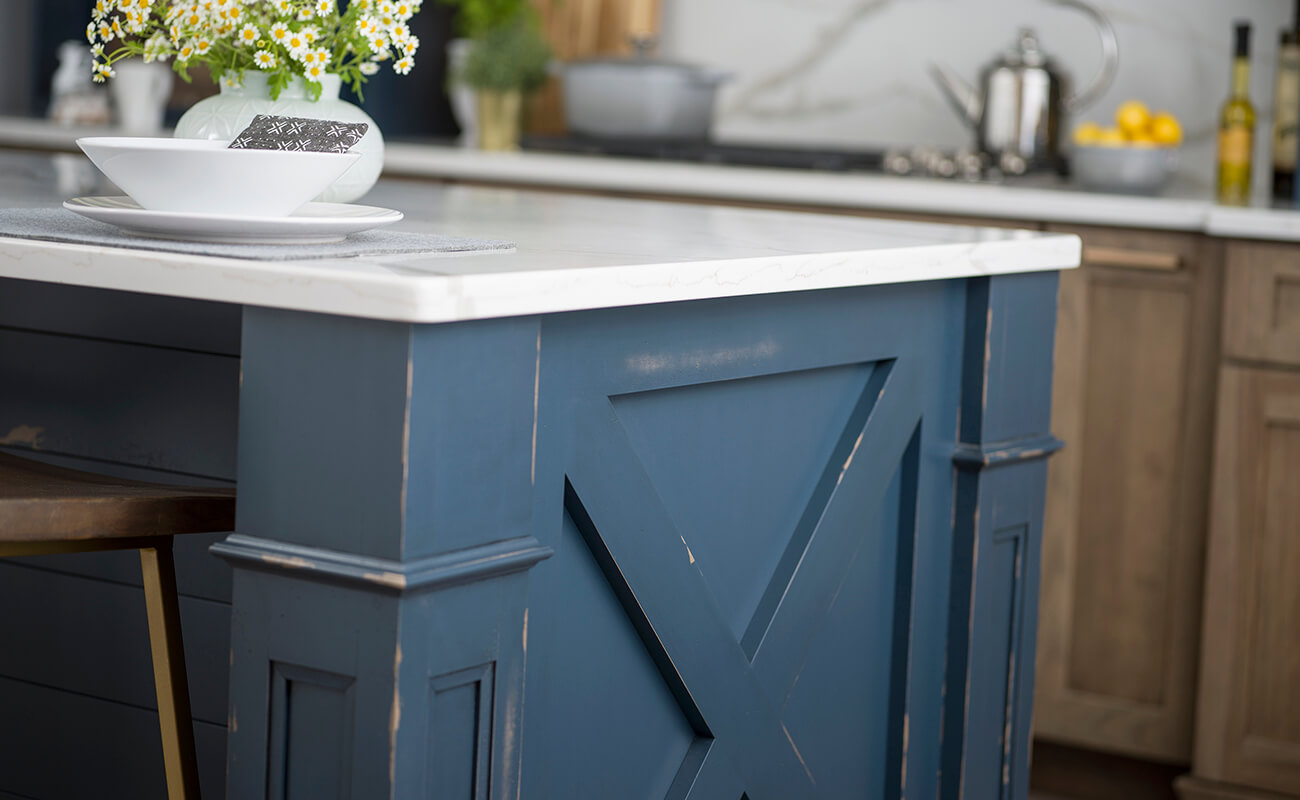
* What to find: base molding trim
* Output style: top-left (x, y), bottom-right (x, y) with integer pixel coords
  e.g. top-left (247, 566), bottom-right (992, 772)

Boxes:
top-left (953, 434), bottom-right (1063, 470)
top-left (211, 534), bottom-right (553, 594)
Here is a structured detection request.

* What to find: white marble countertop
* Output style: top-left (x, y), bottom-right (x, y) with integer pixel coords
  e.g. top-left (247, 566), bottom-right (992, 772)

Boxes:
top-left (382, 143), bottom-right (1300, 243)
top-left (0, 150), bottom-right (1078, 324)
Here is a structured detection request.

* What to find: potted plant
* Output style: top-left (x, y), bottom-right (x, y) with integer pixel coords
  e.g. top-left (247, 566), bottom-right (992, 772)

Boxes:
top-left (440, 0), bottom-right (551, 150)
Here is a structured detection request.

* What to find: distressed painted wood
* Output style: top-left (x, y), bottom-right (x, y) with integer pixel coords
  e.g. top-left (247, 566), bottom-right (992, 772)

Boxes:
top-left (942, 272), bottom-right (1061, 800)
top-left (210, 269), bottom-right (1059, 799)
top-left (0, 266), bottom-right (1061, 798)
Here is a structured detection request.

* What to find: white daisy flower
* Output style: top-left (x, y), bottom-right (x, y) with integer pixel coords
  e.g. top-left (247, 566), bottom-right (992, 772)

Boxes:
top-left (400, 35), bottom-right (418, 57)
top-left (301, 25), bottom-right (320, 43)
top-left (315, 0), bottom-right (334, 16)
top-left (304, 62), bottom-right (325, 82)
top-left (394, 2), bottom-right (414, 19)
top-left (254, 49), bottom-right (277, 69)
top-left (221, 72), bottom-right (242, 89)
top-left (176, 42), bottom-right (195, 62)
top-left (296, 5), bottom-right (314, 20)
top-left (91, 43), bottom-right (105, 57)
top-left (269, 21), bottom-right (289, 42)
top-left (367, 32), bottom-right (387, 53)
top-left (284, 30), bottom-right (308, 52)
top-left (97, 21), bottom-right (115, 42)
top-left (275, 0), bottom-right (292, 12)
top-left (378, 1), bottom-right (395, 15)
top-left (393, 55), bottom-right (413, 75)
top-left (92, 63), bottom-right (114, 83)
top-left (359, 61), bottom-right (379, 75)
top-left (238, 23), bottom-right (259, 45)
top-left (355, 16), bottom-right (377, 35)
top-left (195, 37), bottom-right (212, 55)
top-left (86, 22), bottom-right (97, 43)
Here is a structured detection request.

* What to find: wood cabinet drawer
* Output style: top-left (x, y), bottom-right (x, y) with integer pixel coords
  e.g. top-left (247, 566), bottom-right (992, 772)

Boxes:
top-left (1224, 240), bottom-right (1300, 368)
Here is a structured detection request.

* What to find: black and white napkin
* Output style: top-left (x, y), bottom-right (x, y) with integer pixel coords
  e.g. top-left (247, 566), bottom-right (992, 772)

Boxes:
top-left (228, 115), bottom-right (369, 153)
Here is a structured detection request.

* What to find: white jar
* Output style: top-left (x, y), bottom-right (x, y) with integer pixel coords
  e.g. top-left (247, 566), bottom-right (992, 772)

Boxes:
top-left (174, 71), bottom-right (383, 204)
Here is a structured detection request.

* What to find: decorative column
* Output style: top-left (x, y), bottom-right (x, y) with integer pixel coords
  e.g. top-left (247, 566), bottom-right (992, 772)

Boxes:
top-left (942, 272), bottom-right (1063, 800)
top-left (214, 308), bottom-right (551, 799)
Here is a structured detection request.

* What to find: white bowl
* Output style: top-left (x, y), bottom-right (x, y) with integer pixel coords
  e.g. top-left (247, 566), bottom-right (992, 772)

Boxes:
top-left (76, 137), bottom-right (362, 217)
top-left (1072, 145), bottom-right (1179, 195)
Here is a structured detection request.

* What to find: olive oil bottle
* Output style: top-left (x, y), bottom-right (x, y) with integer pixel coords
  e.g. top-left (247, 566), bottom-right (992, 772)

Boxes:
top-left (1218, 22), bottom-right (1256, 206)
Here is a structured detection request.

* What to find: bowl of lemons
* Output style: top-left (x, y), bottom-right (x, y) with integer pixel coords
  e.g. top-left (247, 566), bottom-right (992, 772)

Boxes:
top-left (1071, 101), bottom-right (1183, 195)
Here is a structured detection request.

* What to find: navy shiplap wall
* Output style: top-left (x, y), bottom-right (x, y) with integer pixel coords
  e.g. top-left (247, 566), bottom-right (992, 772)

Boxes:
top-left (0, 277), bottom-right (240, 800)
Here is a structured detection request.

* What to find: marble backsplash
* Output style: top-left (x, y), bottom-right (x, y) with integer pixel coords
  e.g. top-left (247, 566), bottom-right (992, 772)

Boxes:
top-left (660, 0), bottom-right (1294, 190)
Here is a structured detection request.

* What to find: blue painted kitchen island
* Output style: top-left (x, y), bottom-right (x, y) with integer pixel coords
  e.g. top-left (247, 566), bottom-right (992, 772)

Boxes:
top-left (0, 156), bottom-right (1078, 800)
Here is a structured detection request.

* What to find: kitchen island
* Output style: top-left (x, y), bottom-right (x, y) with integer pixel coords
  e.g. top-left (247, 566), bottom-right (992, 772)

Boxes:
top-left (0, 151), bottom-right (1078, 799)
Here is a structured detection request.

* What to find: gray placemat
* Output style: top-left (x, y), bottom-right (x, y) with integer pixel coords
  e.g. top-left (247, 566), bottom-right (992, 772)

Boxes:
top-left (0, 207), bottom-right (514, 261)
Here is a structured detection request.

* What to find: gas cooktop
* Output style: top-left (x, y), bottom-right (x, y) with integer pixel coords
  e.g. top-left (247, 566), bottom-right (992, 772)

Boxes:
top-left (519, 136), bottom-right (1068, 182)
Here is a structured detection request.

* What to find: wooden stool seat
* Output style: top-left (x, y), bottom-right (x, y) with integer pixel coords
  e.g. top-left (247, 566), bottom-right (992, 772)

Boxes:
top-left (0, 450), bottom-right (236, 800)
top-left (0, 451), bottom-right (235, 548)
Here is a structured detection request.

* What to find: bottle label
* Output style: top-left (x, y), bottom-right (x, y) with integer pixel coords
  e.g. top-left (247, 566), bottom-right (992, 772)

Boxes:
top-left (1220, 126), bottom-right (1253, 166)
top-left (1274, 47), bottom-right (1300, 168)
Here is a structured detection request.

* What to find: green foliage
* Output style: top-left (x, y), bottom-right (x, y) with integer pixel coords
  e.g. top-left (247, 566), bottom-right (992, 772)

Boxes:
top-left (436, 0), bottom-right (528, 39)
top-left (458, 12), bottom-right (551, 92)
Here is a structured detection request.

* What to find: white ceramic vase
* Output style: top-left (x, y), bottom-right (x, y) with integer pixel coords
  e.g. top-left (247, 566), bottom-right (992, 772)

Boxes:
top-left (174, 71), bottom-right (383, 204)
top-left (446, 39), bottom-right (477, 148)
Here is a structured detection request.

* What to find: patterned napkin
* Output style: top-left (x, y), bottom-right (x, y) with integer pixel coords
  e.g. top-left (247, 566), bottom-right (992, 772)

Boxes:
top-left (228, 114), bottom-right (368, 153)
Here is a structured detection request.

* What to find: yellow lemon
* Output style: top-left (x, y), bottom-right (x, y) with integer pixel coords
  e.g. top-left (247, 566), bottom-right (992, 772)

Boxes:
top-left (1073, 121), bottom-right (1104, 146)
top-left (1115, 100), bottom-right (1152, 139)
top-left (1149, 112), bottom-right (1183, 147)
top-left (1096, 127), bottom-right (1128, 147)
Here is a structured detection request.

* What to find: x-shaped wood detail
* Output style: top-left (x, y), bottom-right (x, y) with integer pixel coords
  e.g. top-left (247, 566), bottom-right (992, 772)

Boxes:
top-left (565, 358), bottom-right (923, 800)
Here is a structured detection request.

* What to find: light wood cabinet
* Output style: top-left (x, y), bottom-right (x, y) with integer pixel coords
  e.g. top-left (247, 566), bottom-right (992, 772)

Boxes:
top-left (1033, 225), bottom-right (1223, 764)
top-left (1176, 260), bottom-right (1300, 800)
top-left (1222, 240), bottom-right (1300, 368)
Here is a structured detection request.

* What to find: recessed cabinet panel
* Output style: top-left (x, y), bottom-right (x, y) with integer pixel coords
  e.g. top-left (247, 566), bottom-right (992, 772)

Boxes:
top-left (1035, 225), bottom-right (1220, 764)
top-left (1195, 366), bottom-right (1300, 795)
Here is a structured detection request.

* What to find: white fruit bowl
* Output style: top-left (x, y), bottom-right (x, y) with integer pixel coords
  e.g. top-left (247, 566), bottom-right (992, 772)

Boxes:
top-left (1072, 144), bottom-right (1179, 195)
top-left (76, 137), bottom-right (362, 217)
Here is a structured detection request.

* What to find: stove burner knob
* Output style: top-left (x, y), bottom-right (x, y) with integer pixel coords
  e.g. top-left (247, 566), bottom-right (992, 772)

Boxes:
top-left (883, 152), bottom-right (913, 175)
top-left (999, 152), bottom-right (1028, 175)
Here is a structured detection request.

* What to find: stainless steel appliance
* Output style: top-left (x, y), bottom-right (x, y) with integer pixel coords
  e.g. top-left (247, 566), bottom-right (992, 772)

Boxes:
top-left (930, 0), bottom-right (1119, 173)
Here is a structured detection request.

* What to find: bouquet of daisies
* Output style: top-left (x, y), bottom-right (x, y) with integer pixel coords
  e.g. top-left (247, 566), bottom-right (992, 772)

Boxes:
top-left (86, 0), bottom-right (422, 99)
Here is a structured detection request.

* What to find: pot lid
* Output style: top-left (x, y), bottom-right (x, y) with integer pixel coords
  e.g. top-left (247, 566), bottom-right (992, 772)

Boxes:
top-left (567, 35), bottom-right (719, 76)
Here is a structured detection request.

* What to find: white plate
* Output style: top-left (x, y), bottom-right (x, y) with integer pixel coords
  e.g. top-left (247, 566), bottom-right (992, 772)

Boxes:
top-left (63, 196), bottom-right (403, 245)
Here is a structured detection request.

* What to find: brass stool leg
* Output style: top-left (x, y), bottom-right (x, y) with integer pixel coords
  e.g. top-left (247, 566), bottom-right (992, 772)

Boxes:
top-left (140, 541), bottom-right (202, 800)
